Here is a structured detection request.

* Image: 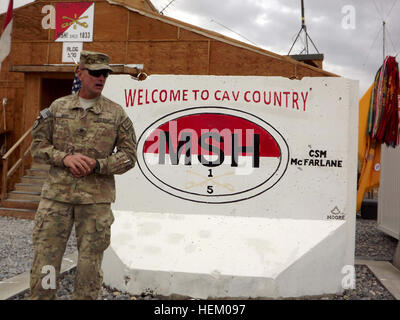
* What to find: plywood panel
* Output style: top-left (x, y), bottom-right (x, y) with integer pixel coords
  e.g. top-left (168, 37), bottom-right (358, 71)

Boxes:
top-left (296, 64), bottom-right (327, 79)
top-left (93, 2), bottom-right (129, 41)
top-left (261, 58), bottom-right (293, 77)
top-left (127, 41), bottom-right (209, 74)
top-left (31, 43), bottom-right (50, 65)
top-left (47, 42), bottom-right (63, 64)
top-left (209, 41), bottom-right (292, 77)
top-left (7, 72), bottom-right (24, 82)
top-left (7, 42), bottom-right (49, 78)
top-left (48, 27), bottom-right (56, 42)
top-left (12, 2), bottom-right (48, 42)
top-left (128, 12), bottom-right (178, 40)
top-left (9, 43), bottom-right (33, 65)
top-left (23, 74), bottom-right (41, 134)
top-left (178, 28), bottom-right (210, 41)
top-left (83, 42), bottom-right (127, 63)
top-left (0, 55), bottom-right (12, 81)
top-left (0, 81), bottom-right (24, 89)
top-left (0, 70), bottom-right (5, 82)
top-left (6, 42), bottom-right (34, 81)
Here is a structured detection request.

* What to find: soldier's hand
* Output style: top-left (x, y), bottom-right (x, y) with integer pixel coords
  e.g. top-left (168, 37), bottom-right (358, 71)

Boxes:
top-left (63, 154), bottom-right (97, 177)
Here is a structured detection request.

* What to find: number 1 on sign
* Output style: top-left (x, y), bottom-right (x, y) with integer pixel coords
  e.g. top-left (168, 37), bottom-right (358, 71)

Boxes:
top-left (207, 170), bottom-right (214, 193)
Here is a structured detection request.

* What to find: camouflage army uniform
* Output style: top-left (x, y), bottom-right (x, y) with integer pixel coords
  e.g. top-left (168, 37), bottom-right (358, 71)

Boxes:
top-left (29, 93), bottom-right (137, 300)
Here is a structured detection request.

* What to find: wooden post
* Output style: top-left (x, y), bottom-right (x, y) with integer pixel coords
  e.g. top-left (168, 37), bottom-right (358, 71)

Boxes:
top-left (19, 144), bottom-right (24, 178)
top-left (1, 158), bottom-right (8, 201)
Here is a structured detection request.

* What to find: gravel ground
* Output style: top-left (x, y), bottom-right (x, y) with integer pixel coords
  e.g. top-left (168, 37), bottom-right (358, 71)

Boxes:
top-left (355, 216), bottom-right (398, 260)
top-left (1, 214), bottom-right (399, 300)
top-left (0, 216), bottom-right (76, 281)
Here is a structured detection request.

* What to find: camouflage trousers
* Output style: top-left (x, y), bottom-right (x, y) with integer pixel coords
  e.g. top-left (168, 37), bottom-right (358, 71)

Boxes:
top-left (29, 198), bottom-right (114, 300)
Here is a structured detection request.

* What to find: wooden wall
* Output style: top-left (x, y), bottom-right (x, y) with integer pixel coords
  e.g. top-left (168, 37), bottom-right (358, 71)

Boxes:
top-left (1, 0), bottom-right (334, 82)
top-left (0, 0), bottom-right (336, 192)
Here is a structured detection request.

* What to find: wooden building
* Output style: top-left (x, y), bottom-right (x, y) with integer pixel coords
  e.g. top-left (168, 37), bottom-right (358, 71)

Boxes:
top-left (0, 0), bottom-right (337, 218)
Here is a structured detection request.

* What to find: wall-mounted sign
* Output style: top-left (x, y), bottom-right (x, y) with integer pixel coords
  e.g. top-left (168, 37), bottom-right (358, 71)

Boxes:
top-left (55, 2), bottom-right (94, 42)
top-left (62, 42), bottom-right (83, 63)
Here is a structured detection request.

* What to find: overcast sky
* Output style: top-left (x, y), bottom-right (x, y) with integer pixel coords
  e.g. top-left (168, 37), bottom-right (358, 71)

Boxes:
top-left (2, 0), bottom-right (399, 97)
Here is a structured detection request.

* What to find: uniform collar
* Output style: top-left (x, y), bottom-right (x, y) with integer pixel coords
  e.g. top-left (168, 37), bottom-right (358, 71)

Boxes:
top-left (70, 92), bottom-right (103, 114)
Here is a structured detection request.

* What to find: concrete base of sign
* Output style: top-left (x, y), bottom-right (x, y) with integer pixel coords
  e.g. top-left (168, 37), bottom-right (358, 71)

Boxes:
top-left (102, 210), bottom-right (353, 299)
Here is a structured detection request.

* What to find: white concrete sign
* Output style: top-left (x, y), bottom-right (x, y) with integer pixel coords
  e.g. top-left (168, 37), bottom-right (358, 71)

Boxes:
top-left (102, 75), bottom-right (358, 299)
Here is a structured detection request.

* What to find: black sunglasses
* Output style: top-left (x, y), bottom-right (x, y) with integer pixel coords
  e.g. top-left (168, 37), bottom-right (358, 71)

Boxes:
top-left (81, 68), bottom-right (111, 78)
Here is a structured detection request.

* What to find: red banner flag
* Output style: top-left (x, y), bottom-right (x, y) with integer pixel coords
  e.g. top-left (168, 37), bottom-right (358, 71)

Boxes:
top-left (0, 0), bottom-right (13, 70)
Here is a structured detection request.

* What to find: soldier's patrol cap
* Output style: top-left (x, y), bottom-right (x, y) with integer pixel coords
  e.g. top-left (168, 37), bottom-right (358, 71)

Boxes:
top-left (79, 50), bottom-right (112, 71)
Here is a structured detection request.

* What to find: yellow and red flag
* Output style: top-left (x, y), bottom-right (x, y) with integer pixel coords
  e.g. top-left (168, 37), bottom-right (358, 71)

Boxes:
top-left (357, 84), bottom-right (382, 212)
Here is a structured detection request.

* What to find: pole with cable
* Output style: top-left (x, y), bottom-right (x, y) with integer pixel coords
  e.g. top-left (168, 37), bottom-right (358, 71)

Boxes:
top-left (160, 0), bottom-right (177, 14)
top-left (288, 0), bottom-right (320, 55)
top-left (301, 0), bottom-right (309, 53)
top-left (383, 20), bottom-right (386, 61)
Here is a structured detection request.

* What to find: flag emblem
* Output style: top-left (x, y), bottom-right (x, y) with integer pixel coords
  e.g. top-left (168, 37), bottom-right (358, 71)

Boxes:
top-left (55, 2), bottom-right (94, 42)
top-left (0, 0), bottom-right (13, 70)
top-left (71, 68), bottom-right (81, 94)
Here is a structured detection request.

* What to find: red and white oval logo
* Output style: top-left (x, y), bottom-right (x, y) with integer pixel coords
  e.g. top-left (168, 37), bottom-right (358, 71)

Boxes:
top-left (137, 107), bottom-right (289, 203)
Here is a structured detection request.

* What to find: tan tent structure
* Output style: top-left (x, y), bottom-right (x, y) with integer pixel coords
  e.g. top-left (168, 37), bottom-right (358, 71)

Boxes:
top-left (0, 0), bottom-right (337, 218)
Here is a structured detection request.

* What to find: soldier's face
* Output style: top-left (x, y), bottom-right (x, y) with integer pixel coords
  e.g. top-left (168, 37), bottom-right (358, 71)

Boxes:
top-left (77, 66), bottom-right (107, 99)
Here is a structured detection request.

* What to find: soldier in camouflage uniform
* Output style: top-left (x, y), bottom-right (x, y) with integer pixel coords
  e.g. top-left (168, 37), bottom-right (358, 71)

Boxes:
top-left (29, 51), bottom-right (137, 300)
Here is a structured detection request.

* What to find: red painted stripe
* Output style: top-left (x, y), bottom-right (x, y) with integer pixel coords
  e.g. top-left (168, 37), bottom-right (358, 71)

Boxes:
top-left (144, 114), bottom-right (281, 157)
top-left (2, 0), bottom-right (13, 31)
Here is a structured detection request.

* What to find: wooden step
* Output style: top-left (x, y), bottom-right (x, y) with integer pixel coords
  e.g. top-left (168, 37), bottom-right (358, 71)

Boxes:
top-left (30, 163), bottom-right (50, 170)
top-left (25, 168), bottom-right (49, 177)
top-left (7, 191), bottom-right (41, 201)
top-left (20, 176), bottom-right (47, 185)
top-left (0, 162), bottom-right (48, 218)
top-left (2, 199), bottom-right (39, 210)
top-left (0, 207), bottom-right (36, 220)
top-left (14, 183), bottom-right (43, 193)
